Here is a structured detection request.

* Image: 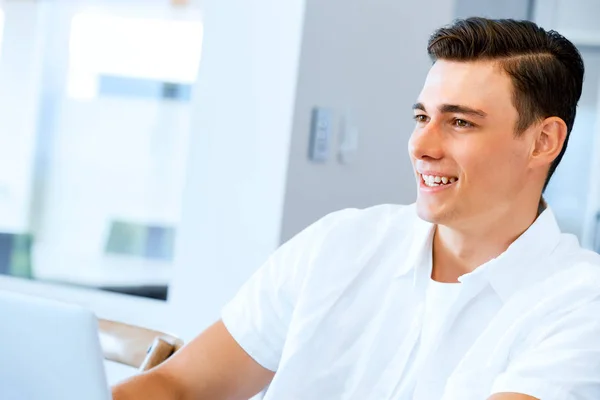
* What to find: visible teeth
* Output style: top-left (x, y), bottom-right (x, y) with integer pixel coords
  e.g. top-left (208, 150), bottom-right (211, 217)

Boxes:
top-left (421, 174), bottom-right (457, 187)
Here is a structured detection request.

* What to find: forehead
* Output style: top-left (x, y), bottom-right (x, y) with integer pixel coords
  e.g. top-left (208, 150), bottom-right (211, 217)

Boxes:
top-left (418, 60), bottom-right (516, 115)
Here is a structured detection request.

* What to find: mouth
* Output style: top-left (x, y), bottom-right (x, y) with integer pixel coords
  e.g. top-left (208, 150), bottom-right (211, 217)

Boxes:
top-left (419, 173), bottom-right (458, 188)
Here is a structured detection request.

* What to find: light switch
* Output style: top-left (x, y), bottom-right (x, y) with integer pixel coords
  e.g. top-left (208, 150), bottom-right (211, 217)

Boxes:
top-left (308, 107), bottom-right (333, 163)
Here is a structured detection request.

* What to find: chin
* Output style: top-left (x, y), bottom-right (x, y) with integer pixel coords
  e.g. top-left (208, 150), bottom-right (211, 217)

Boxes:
top-left (415, 199), bottom-right (448, 224)
top-left (416, 203), bottom-right (437, 223)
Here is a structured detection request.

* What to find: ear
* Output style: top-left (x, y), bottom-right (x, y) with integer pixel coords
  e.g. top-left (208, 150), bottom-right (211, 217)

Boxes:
top-left (529, 116), bottom-right (567, 169)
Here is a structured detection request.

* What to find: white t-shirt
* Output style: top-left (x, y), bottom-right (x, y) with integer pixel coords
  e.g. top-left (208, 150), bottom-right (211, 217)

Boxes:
top-left (421, 279), bottom-right (462, 357)
top-left (393, 278), bottom-right (463, 397)
top-left (222, 204), bottom-right (600, 400)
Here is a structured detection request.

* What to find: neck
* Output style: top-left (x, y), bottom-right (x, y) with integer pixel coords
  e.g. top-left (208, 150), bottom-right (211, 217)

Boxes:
top-left (431, 198), bottom-right (544, 283)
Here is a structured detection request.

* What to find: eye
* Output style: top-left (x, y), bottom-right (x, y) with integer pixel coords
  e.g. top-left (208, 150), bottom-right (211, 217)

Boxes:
top-left (453, 118), bottom-right (474, 128)
top-left (413, 114), bottom-right (429, 123)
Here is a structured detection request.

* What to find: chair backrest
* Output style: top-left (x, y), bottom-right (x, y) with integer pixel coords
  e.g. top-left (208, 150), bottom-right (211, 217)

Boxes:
top-left (99, 319), bottom-right (183, 372)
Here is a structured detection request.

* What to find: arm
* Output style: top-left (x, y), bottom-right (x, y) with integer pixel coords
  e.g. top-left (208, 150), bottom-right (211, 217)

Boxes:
top-left (486, 284), bottom-right (600, 400)
top-left (112, 211), bottom-right (346, 399)
top-left (112, 320), bottom-right (274, 400)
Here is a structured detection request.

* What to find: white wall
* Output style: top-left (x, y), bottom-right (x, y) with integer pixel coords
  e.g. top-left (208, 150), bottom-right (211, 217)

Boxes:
top-left (167, 0), bottom-right (308, 340)
top-left (279, 0), bottom-right (456, 241)
top-left (454, 0), bottom-right (530, 19)
top-left (553, 0), bottom-right (600, 33)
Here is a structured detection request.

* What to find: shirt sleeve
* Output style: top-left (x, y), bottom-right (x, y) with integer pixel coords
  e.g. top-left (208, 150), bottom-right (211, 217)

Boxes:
top-left (220, 210), bottom-right (349, 372)
top-left (490, 297), bottom-right (600, 400)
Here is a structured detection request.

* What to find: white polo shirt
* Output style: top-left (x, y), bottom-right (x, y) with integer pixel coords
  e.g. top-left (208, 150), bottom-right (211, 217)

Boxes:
top-left (221, 204), bottom-right (600, 400)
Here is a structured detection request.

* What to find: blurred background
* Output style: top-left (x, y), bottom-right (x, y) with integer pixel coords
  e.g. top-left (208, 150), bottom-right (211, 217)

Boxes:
top-left (0, 0), bottom-right (597, 358)
top-left (0, 0), bottom-right (202, 299)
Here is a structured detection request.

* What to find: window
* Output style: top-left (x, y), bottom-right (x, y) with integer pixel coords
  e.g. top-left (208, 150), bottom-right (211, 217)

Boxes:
top-left (67, 12), bottom-right (202, 99)
top-left (0, 1), bottom-right (203, 300)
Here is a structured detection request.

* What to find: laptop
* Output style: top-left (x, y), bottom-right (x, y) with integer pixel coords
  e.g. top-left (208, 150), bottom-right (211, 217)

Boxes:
top-left (0, 290), bottom-right (112, 400)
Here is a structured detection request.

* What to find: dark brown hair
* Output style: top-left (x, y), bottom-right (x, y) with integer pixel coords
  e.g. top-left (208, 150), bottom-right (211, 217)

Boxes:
top-left (428, 17), bottom-right (584, 189)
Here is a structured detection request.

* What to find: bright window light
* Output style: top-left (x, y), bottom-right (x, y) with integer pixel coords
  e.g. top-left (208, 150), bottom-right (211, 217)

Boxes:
top-left (67, 12), bottom-right (203, 99)
top-left (0, 9), bottom-right (5, 59)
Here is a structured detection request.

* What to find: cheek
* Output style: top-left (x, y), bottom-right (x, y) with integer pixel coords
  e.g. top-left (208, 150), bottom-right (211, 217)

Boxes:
top-left (461, 141), bottom-right (528, 189)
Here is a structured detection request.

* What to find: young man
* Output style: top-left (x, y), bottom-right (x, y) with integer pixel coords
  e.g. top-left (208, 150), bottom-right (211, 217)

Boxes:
top-left (113, 17), bottom-right (600, 400)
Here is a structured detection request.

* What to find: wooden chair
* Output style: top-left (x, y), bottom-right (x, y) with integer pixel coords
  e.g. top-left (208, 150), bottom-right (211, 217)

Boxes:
top-left (99, 319), bottom-right (184, 372)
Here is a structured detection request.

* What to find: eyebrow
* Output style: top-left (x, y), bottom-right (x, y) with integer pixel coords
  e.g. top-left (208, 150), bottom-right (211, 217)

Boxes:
top-left (412, 102), bottom-right (487, 118)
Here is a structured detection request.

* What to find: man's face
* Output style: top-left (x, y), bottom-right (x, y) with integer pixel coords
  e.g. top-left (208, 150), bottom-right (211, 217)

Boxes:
top-left (409, 60), bottom-right (534, 227)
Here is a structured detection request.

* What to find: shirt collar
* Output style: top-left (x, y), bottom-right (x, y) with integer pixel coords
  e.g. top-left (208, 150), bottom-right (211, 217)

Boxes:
top-left (393, 213), bottom-right (433, 283)
top-left (394, 206), bottom-right (563, 303)
top-left (478, 207), bottom-right (562, 302)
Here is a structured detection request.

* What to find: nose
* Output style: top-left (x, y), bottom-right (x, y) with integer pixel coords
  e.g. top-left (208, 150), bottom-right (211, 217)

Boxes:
top-left (408, 121), bottom-right (444, 161)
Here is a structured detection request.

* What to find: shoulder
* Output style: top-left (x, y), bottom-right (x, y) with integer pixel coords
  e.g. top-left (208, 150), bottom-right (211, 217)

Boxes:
top-left (545, 235), bottom-right (600, 291)
top-left (510, 260), bottom-right (600, 342)
top-left (312, 203), bottom-right (421, 241)
top-left (264, 203), bottom-right (421, 275)
top-left (293, 203), bottom-right (425, 282)
top-left (542, 260), bottom-right (600, 301)
top-left (293, 203), bottom-right (424, 261)
top-left (514, 261), bottom-right (600, 364)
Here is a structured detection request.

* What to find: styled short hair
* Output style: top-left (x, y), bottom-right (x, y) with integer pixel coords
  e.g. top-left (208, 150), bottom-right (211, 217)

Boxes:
top-left (427, 17), bottom-right (584, 189)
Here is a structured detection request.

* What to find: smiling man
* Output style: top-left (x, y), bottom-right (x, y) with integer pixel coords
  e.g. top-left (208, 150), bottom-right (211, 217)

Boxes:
top-left (113, 18), bottom-right (600, 400)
